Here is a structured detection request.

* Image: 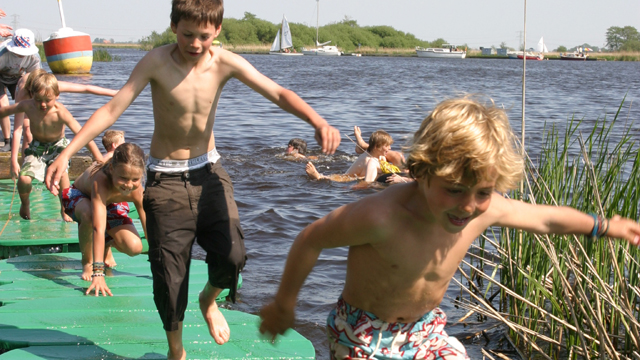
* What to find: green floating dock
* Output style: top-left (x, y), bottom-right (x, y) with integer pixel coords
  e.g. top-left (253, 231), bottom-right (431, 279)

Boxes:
top-left (0, 180), bottom-right (315, 359)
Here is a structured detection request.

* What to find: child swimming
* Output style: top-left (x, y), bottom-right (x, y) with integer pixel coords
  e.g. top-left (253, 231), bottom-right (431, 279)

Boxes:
top-left (61, 143), bottom-right (146, 289)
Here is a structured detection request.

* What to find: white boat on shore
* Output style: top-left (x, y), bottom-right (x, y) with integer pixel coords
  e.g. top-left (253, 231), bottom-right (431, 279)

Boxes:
top-left (302, 0), bottom-right (341, 56)
top-left (415, 44), bottom-right (466, 59)
top-left (269, 15), bottom-right (302, 56)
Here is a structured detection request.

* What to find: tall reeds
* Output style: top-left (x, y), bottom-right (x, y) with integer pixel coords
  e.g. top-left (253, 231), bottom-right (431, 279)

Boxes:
top-left (456, 99), bottom-right (640, 359)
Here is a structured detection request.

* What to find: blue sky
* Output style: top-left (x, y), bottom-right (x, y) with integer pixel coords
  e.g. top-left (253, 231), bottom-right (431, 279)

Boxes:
top-left (3, 0), bottom-right (639, 50)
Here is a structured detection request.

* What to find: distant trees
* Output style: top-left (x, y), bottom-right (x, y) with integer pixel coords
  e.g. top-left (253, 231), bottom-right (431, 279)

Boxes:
top-left (605, 26), bottom-right (640, 51)
top-left (139, 14), bottom-right (438, 51)
top-left (556, 45), bottom-right (567, 52)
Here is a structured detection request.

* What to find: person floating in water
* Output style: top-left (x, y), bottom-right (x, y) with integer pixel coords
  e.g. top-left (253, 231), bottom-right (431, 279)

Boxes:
top-left (45, 0), bottom-right (340, 358)
top-left (260, 96), bottom-right (640, 359)
top-left (284, 138), bottom-right (317, 160)
top-left (306, 129), bottom-right (403, 184)
top-left (63, 143), bottom-right (146, 284)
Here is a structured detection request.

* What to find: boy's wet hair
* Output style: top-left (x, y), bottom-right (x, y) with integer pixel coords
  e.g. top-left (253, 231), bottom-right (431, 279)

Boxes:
top-left (102, 130), bottom-right (125, 150)
top-left (171, 0), bottom-right (224, 28)
top-left (27, 70), bottom-right (59, 98)
top-left (288, 138), bottom-right (307, 155)
top-left (24, 69), bottom-right (47, 98)
top-left (368, 130), bottom-right (393, 150)
top-left (93, 143), bottom-right (146, 179)
top-left (405, 96), bottom-right (523, 192)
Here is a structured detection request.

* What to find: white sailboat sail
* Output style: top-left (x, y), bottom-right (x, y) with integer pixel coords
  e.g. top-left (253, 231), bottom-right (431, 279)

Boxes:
top-left (281, 16), bottom-right (294, 49)
top-left (270, 29), bottom-right (281, 52)
top-left (537, 37), bottom-right (547, 53)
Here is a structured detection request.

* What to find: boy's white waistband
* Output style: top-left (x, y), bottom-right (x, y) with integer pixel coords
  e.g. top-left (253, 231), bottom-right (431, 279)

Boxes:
top-left (147, 147), bottom-right (220, 173)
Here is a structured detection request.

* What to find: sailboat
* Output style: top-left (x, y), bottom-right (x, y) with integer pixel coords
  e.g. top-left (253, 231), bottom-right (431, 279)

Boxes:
top-left (302, 0), bottom-right (341, 56)
top-left (507, 37), bottom-right (546, 60)
top-left (269, 15), bottom-right (302, 56)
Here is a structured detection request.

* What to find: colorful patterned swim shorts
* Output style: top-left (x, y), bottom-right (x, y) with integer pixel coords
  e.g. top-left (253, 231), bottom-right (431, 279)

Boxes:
top-left (19, 138), bottom-right (70, 182)
top-left (61, 185), bottom-right (133, 242)
top-left (327, 297), bottom-right (469, 360)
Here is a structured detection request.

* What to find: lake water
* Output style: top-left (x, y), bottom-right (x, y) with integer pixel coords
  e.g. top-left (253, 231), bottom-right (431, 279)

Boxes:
top-left (47, 49), bottom-right (640, 359)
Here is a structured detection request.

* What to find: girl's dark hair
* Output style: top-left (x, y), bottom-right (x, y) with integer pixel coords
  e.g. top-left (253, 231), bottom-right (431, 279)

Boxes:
top-left (91, 143), bottom-right (145, 179)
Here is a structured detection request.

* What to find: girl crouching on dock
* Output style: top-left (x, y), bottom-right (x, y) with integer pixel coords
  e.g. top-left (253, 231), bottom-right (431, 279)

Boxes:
top-left (62, 143), bottom-right (146, 296)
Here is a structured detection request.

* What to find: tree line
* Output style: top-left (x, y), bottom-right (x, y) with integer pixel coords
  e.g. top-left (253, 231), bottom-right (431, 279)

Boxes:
top-left (140, 12), bottom-right (445, 51)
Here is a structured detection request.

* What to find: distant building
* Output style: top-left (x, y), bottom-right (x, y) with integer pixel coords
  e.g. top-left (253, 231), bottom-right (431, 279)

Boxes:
top-left (497, 48), bottom-right (508, 56)
top-left (481, 47), bottom-right (496, 56)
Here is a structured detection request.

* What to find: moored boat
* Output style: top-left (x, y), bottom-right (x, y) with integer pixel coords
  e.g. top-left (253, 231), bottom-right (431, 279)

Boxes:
top-left (416, 44), bottom-right (466, 59)
top-left (44, 0), bottom-right (93, 74)
top-left (301, 0), bottom-right (341, 56)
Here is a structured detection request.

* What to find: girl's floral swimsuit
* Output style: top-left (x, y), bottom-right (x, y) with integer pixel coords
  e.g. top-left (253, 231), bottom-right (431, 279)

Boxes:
top-left (62, 185), bottom-right (133, 243)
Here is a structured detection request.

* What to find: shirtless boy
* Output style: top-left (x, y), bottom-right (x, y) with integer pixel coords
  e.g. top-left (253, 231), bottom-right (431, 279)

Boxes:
top-left (16, 68), bottom-right (118, 153)
top-left (101, 130), bottom-right (125, 162)
top-left (306, 129), bottom-right (393, 183)
top-left (0, 72), bottom-right (102, 220)
top-left (44, 1), bottom-right (339, 359)
top-left (260, 97), bottom-right (640, 359)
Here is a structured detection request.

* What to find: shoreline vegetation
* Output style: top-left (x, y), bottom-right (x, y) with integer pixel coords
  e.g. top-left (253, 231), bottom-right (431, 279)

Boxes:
top-left (457, 99), bottom-right (640, 359)
top-left (70, 43), bottom-right (640, 61)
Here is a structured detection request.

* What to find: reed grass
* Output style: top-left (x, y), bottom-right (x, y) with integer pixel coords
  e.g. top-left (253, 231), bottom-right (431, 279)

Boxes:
top-left (93, 49), bottom-right (121, 62)
top-left (455, 99), bottom-right (640, 359)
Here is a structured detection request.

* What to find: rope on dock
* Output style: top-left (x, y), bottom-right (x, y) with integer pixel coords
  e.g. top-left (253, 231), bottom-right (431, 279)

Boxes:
top-left (0, 179), bottom-right (17, 238)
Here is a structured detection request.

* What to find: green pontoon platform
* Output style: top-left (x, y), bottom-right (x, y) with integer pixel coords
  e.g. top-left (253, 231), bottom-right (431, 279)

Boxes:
top-left (0, 180), bottom-right (315, 359)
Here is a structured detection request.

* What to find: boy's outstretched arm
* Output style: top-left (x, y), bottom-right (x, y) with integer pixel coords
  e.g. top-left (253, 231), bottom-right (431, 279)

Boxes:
top-left (229, 54), bottom-right (340, 154)
top-left (58, 82), bottom-right (118, 97)
top-left (259, 201), bottom-right (380, 339)
top-left (45, 55), bottom-right (153, 195)
top-left (490, 194), bottom-right (640, 245)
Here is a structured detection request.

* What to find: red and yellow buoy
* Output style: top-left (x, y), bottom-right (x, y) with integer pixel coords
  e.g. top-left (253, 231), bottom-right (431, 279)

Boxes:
top-left (43, 0), bottom-right (93, 74)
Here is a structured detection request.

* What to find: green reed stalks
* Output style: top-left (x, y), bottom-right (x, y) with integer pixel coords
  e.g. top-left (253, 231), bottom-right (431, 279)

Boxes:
top-left (93, 49), bottom-right (121, 62)
top-left (456, 98), bottom-right (640, 359)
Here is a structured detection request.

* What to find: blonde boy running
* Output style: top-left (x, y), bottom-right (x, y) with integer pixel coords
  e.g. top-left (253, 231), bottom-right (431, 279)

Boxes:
top-left (45, 1), bottom-right (340, 359)
top-left (259, 97), bottom-right (640, 359)
top-left (0, 72), bottom-right (102, 221)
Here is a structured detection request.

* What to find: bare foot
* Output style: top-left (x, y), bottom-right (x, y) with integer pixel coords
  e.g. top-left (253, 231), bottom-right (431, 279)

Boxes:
top-left (81, 262), bottom-right (92, 281)
top-left (104, 247), bottom-right (117, 269)
top-left (305, 162), bottom-right (324, 180)
top-left (19, 201), bottom-right (30, 220)
top-left (199, 292), bottom-right (230, 345)
top-left (167, 349), bottom-right (186, 360)
top-left (61, 209), bottom-right (73, 222)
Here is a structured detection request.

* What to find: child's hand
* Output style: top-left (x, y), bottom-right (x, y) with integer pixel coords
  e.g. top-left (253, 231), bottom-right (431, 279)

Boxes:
top-left (259, 301), bottom-right (295, 341)
top-left (45, 155), bottom-right (70, 196)
top-left (10, 160), bottom-right (20, 180)
top-left (605, 215), bottom-right (640, 246)
top-left (314, 125), bottom-right (340, 154)
top-left (85, 276), bottom-right (113, 297)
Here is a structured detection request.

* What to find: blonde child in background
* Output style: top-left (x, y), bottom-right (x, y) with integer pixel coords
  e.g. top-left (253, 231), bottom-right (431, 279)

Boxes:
top-left (16, 68), bottom-right (118, 153)
top-left (62, 143), bottom-right (146, 285)
top-left (0, 72), bottom-right (102, 221)
top-left (260, 97), bottom-right (640, 359)
top-left (101, 130), bottom-right (125, 162)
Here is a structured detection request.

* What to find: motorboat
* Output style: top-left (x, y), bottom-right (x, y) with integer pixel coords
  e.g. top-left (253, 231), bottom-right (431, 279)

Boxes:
top-left (415, 44), bottom-right (466, 59)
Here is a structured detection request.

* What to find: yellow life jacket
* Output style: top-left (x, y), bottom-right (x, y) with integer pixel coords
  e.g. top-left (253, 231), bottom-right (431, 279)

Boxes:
top-left (379, 158), bottom-right (401, 174)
